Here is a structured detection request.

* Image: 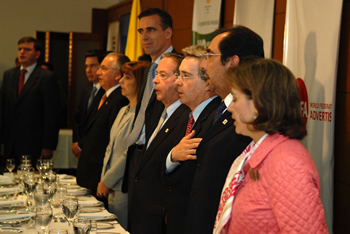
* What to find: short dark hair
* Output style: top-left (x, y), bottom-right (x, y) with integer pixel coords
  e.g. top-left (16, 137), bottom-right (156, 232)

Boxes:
top-left (161, 52), bottom-right (184, 74)
top-left (217, 26), bottom-right (264, 65)
top-left (18, 36), bottom-right (42, 52)
top-left (121, 61), bottom-right (150, 99)
top-left (225, 56), bottom-right (307, 140)
top-left (138, 8), bottom-right (173, 30)
top-left (85, 50), bottom-right (111, 64)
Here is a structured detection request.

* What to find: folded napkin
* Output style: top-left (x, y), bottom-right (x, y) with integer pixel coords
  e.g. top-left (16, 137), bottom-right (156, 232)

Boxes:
top-left (78, 210), bottom-right (115, 219)
top-left (0, 213), bottom-right (35, 221)
top-left (0, 186), bottom-right (21, 194)
top-left (78, 196), bottom-right (102, 206)
top-left (0, 175), bottom-right (13, 185)
top-left (0, 195), bottom-right (27, 206)
top-left (58, 174), bottom-right (76, 184)
top-left (67, 188), bottom-right (88, 195)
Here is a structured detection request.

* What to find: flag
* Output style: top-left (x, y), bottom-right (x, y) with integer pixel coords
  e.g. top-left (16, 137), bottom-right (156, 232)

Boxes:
top-left (125, 0), bottom-right (143, 61)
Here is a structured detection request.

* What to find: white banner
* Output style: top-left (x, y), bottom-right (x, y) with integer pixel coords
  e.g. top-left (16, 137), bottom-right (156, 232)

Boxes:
top-left (283, 1), bottom-right (343, 232)
top-left (192, 0), bottom-right (222, 48)
top-left (107, 21), bottom-right (120, 52)
top-left (233, 0), bottom-right (275, 58)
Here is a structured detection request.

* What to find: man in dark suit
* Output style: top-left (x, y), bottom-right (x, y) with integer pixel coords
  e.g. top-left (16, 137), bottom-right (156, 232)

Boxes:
top-left (163, 45), bottom-right (220, 234)
top-left (76, 52), bottom-right (129, 200)
top-left (1, 36), bottom-right (61, 165)
top-left (122, 8), bottom-right (176, 230)
top-left (72, 50), bottom-right (108, 158)
top-left (179, 26), bottom-right (265, 233)
top-left (130, 53), bottom-right (190, 234)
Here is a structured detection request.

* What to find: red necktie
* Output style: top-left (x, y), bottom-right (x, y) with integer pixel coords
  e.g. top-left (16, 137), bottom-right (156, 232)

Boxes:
top-left (18, 69), bottom-right (27, 95)
top-left (98, 94), bottom-right (107, 110)
top-left (185, 114), bottom-right (194, 135)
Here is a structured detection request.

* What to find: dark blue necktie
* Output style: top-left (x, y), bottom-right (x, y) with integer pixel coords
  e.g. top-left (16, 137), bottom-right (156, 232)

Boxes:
top-left (213, 102), bottom-right (226, 124)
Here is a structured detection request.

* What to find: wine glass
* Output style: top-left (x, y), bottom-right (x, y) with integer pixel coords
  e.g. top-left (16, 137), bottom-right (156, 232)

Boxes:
top-left (34, 185), bottom-right (50, 207)
top-left (53, 184), bottom-right (67, 210)
top-left (73, 219), bottom-right (91, 234)
top-left (43, 182), bottom-right (57, 204)
top-left (21, 155), bottom-right (32, 167)
top-left (44, 171), bottom-right (57, 185)
top-left (37, 159), bottom-right (44, 171)
top-left (6, 158), bottom-right (15, 173)
top-left (36, 206), bottom-right (53, 234)
top-left (62, 196), bottom-right (80, 232)
top-left (23, 172), bottom-right (38, 209)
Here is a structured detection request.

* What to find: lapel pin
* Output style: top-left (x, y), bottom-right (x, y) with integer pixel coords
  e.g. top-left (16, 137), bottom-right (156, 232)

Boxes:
top-left (222, 119), bottom-right (228, 125)
top-left (165, 128), bottom-right (169, 133)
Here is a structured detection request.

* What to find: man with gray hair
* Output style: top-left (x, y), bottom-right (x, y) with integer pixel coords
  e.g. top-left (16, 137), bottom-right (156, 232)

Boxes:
top-left (76, 52), bottom-right (129, 203)
top-left (163, 45), bottom-right (221, 234)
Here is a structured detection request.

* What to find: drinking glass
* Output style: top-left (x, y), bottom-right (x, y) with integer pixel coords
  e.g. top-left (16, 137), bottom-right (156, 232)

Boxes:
top-left (73, 219), bottom-right (91, 234)
top-left (53, 184), bottom-right (67, 210)
top-left (36, 206), bottom-right (53, 234)
top-left (34, 186), bottom-right (50, 207)
top-left (49, 230), bottom-right (68, 234)
top-left (44, 171), bottom-right (57, 185)
top-left (6, 158), bottom-right (15, 173)
top-left (43, 181), bottom-right (57, 203)
top-left (62, 196), bottom-right (80, 232)
top-left (37, 159), bottom-right (45, 171)
top-left (21, 155), bottom-right (32, 167)
top-left (23, 172), bottom-right (38, 209)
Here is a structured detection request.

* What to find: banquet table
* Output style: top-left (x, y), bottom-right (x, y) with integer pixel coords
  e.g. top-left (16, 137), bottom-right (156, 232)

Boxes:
top-left (0, 174), bottom-right (129, 234)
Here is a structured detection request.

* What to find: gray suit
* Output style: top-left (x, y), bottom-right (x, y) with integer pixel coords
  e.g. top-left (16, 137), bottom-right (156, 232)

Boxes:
top-left (101, 104), bottom-right (135, 229)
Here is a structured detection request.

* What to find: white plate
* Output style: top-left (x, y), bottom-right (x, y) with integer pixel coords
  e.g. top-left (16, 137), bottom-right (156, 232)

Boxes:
top-left (0, 230), bottom-right (23, 233)
top-left (96, 222), bottom-right (114, 230)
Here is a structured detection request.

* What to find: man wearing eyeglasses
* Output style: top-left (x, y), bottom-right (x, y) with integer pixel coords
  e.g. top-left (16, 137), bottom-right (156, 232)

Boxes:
top-left (129, 53), bottom-right (191, 234)
top-left (72, 50), bottom-right (108, 158)
top-left (76, 52), bottom-right (129, 203)
top-left (177, 26), bottom-right (265, 234)
top-left (160, 45), bottom-right (221, 234)
top-left (122, 7), bottom-right (176, 231)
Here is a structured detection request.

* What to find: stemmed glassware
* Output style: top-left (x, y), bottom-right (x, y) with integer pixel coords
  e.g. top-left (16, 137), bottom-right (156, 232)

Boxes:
top-left (6, 158), bottom-right (15, 173)
top-left (23, 172), bottom-right (38, 210)
top-left (36, 206), bottom-right (53, 234)
top-left (43, 181), bottom-right (57, 204)
top-left (62, 196), bottom-right (80, 233)
top-left (34, 184), bottom-right (50, 207)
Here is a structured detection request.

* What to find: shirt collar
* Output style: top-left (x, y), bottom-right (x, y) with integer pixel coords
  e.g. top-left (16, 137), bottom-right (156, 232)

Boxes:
top-left (21, 63), bottom-right (37, 74)
top-left (153, 46), bottom-right (174, 64)
top-left (105, 84), bottom-right (121, 97)
top-left (191, 95), bottom-right (218, 122)
top-left (165, 99), bottom-right (182, 119)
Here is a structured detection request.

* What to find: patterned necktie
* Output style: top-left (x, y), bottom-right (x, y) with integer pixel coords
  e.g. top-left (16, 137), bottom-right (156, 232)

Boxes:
top-left (87, 86), bottom-right (97, 110)
top-left (18, 69), bottom-right (27, 95)
top-left (128, 62), bottom-right (158, 145)
top-left (98, 93), bottom-right (107, 110)
top-left (185, 113), bottom-right (194, 136)
top-left (213, 101), bottom-right (227, 124)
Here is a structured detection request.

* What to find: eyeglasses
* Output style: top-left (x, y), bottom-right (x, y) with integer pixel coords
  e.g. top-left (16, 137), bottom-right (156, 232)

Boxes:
top-left (202, 53), bottom-right (222, 60)
top-left (174, 73), bottom-right (198, 81)
top-left (98, 65), bottom-right (118, 72)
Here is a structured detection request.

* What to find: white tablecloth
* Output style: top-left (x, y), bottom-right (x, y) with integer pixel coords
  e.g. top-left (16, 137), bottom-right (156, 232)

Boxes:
top-left (52, 129), bottom-right (78, 169)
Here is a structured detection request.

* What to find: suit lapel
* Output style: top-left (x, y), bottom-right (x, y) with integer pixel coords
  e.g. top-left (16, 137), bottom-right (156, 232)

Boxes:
top-left (199, 110), bottom-right (233, 146)
top-left (136, 104), bottom-right (186, 175)
top-left (10, 68), bottom-right (20, 102)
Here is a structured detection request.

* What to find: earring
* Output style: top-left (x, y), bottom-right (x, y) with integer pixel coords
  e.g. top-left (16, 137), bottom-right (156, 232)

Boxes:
top-left (253, 110), bottom-right (258, 119)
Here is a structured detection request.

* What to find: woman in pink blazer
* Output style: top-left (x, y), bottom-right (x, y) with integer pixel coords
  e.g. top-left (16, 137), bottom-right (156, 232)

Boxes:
top-left (214, 57), bottom-right (328, 234)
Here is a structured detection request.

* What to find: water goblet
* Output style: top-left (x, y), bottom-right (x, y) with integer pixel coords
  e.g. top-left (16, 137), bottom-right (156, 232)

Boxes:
top-left (62, 196), bottom-right (80, 232)
top-left (37, 159), bottom-right (45, 171)
top-left (36, 206), bottom-right (53, 234)
top-left (34, 186), bottom-right (50, 207)
top-left (73, 219), bottom-right (91, 234)
top-left (53, 184), bottom-right (67, 209)
top-left (21, 155), bottom-right (32, 167)
top-left (6, 158), bottom-right (16, 173)
top-left (43, 181), bottom-right (57, 203)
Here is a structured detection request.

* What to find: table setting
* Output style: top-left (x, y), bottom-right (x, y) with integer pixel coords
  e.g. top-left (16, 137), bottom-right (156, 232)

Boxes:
top-left (0, 157), bottom-right (128, 234)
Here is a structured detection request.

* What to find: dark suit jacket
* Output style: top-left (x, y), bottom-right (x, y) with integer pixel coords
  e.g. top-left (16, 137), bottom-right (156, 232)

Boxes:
top-left (183, 110), bottom-right (252, 234)
top-left (72, 86), bottom-right (105, 142)
top-left (76, 86), bottom-right (128, 193)
top-left (130, 104), bottom-right (191, 234)
top-left (0, 65), bottom-right (61, 163)
top-left (164, 96), bottom-right (221, 234)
